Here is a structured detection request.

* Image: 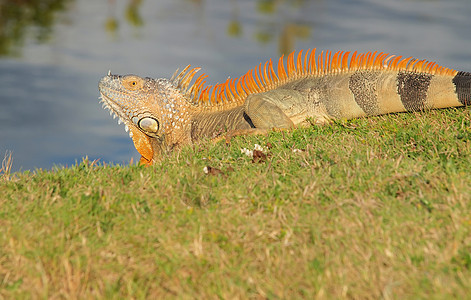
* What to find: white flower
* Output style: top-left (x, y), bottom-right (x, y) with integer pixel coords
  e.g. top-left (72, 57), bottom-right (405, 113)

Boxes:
top-left (254, 144), bottom-right (264, 151)
top-left (240, 148), bottom-right (254, 158)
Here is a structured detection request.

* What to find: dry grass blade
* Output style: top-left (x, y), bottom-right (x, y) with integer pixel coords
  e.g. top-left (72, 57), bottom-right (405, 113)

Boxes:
top-left (0, 150), bottom-right (13, 180)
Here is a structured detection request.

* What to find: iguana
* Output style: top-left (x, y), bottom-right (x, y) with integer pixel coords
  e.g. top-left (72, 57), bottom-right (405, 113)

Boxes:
top-left (98, 49), bottom-right (471, 165)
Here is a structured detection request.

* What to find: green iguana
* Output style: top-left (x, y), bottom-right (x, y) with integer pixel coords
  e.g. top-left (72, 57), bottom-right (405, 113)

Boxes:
top-left (98, 49), bottom-right (471, 165)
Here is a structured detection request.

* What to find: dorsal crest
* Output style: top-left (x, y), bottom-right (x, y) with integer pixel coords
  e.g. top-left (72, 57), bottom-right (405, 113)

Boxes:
top-left (170, 49), bottom-right (458, 110)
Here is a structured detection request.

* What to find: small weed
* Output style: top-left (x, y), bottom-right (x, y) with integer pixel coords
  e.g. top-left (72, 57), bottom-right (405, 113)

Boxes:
top-left (0, 150), bottom-right (13, 180)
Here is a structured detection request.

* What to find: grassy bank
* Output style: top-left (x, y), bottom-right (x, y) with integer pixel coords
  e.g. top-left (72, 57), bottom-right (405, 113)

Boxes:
top-left (1, 108), bottom-right (470, 299)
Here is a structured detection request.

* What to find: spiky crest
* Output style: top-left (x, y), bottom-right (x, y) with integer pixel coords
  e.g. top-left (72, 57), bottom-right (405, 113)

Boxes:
top-left (171, 49), bottom-right (458, 110)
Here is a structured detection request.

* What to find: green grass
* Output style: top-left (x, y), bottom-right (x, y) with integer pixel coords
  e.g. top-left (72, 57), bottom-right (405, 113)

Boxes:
top-left (1, 108), bottom-right (471, 299)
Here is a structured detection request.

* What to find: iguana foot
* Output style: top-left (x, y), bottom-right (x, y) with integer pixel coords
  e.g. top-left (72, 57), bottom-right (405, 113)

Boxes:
top-left (224, 128), bottom-right (271, 144)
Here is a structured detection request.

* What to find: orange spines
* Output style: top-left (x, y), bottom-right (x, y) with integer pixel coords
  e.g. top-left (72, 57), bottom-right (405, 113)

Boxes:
top-left (361, 53), bottom-right (368, 69)
top-left (277, 55), bottom-right (287, 82)
top-left (398, 57), bottom-right (412, 70)
top-left (366, 51), bottom-right (377, 69)
top-left (236, 75), bottom-right (247, 99)
top-left (362, 52), bottom-right (370, 69)
top-left (303, 50), bottom-right (309, 74)
top-left (349, 51), bottom-right (358, 70)
top-left (317, 51), bottom-right (324, 74)
top-left (331, 51), bottom-right (340, 72)
top-left (263, 60), bottom-right (270, 87)
top-left (296, 50), bottom-right (304, 76)
top-left (286, 51), bottom-right (296, 78)
top-left (254, 63), bottom-right (264, 88)
top-left (309, 48), bottom-right (317, 74)
top-left (198, 86), bottom-right (209, 105)
top-left (180, 67), bottom-right (200, 91)
top-left (246, 69), bottom-right (260, 93)
top-left (268, 59), bottom-right (278, 84)
top-left (373, 52), bottom-right (388, 70)
top-left (242, 72), bottom-right (255, 94)
top-left (211, 83), bottom-right (220, 104)
top-left (383, 54), bottom-right (395, 68)
top-left (425, 61), bottom-right (435, 73)
top-left (217, 78), bottom-right (229, 103)
top-left (227, 78), bottom-right (236, 102)
top-left (406, 59), bottom-right (418, 72)
top-left (342, 51), bottom-right (350, 70)
top-left (326, 50), bottom-right (332, 73)
top-left (188, 72), bottom-right (208, 98)
top-left (389, 56), bottom-right (402, 71)
top-left (413, 59), bottom-right (426, 72)
top-left (177, 48), bottom-right (457, 109)
top-left (171, 65), bottom-right (191, 84)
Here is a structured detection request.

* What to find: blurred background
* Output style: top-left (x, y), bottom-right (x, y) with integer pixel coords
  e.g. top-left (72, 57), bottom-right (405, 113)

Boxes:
top-left (0, 0), bottom-right (470, 172)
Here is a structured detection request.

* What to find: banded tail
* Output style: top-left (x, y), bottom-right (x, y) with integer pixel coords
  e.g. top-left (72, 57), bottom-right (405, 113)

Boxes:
top-left (296, 69), bottom-right (471, 122)
top-left (171, 50), bottom-right (471, 123)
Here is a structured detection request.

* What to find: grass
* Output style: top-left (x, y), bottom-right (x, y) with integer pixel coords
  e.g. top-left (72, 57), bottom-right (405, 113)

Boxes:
top-left (1, 108), bottom-right (471, 299)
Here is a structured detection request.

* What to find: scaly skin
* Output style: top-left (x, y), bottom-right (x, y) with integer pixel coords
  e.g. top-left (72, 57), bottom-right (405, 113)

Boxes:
top-left (98, 49), bottom-right (471, 165)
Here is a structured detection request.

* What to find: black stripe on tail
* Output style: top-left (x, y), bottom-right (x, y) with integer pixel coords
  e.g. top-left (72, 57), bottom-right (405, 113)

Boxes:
top-left (349, 71), bottom-right (380, 116)
top-left (397, 72), bottom-right (432, 112)
top-left (452, 71), bottom-right (471, 106)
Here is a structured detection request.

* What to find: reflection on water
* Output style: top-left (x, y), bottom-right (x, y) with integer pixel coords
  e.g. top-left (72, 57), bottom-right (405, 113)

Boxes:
top-left (0, 0), bottom-right (470, 172)
top-left (105, 0), bottom-right (144, 36)
top-left (0, 0), bottom-right (314, 57)
top-left (0, 0), bottom-right (73, 56)
top-left (102, 0), bottom-right (313, 54)
top-left (226, 0), bottom-right (313, 53)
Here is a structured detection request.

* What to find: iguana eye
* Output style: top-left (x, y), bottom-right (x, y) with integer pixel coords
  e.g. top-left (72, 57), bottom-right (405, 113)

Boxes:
top-left (123, 75), bottom-right (143, 90)
top-left (138, 117), bottom-right (159, 133)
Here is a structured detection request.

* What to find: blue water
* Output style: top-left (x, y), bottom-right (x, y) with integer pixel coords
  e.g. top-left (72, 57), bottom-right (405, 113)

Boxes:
top-left (1, 0), bottom-right (471, 172)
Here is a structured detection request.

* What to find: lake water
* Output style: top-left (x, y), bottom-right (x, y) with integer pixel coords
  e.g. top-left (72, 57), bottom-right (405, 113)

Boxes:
top-left (1, 0), bottom-right (471, 172)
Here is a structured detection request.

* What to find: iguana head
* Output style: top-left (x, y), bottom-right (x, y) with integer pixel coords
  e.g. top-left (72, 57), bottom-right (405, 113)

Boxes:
top-left (98, 72), bottom-right (193, 165)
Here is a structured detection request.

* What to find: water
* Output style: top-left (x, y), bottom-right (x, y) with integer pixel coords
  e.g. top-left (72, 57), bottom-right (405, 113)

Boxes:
top-left (1, 0), bottom-right (470, 172)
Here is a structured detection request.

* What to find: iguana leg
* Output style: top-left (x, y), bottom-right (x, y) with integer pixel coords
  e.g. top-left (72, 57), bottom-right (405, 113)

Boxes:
top-left (223, 128), bottom-right (272, 143)
top-left (223, 91), bottom-right (296, 143)
top-left (244, 92), bottom-right (295, 129)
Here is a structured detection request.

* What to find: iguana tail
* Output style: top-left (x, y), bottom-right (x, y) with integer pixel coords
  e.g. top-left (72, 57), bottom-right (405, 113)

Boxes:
top-left (174, 50), bottom-right (471, 124)
top-left (339, 70), bottom-right (471, 119)
top-left (234, 51), bottom-right (471, 125)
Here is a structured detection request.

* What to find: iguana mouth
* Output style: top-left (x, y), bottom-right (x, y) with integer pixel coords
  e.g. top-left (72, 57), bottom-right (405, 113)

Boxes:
top-left (99, 93), bottom-right (134, 138)
top-left (100, 91), bottom-right (157, 164)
